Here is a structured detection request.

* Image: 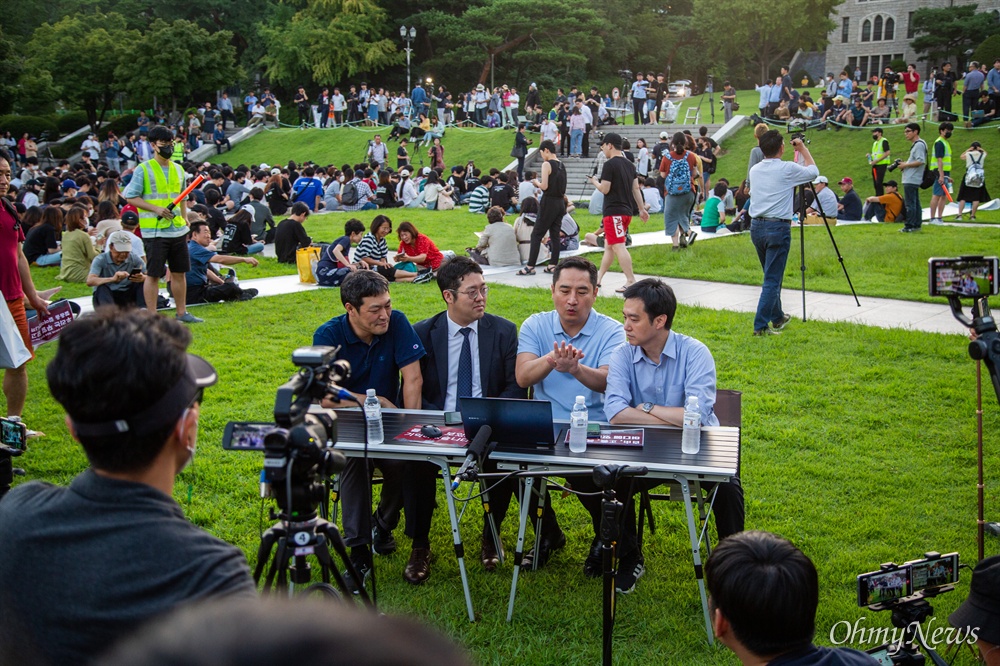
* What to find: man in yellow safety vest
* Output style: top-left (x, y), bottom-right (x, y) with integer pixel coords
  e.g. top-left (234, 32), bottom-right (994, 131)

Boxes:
top-left (868, 126), bottom-right (891, 197)
top-left (124, 125), bottom-right (201, 323)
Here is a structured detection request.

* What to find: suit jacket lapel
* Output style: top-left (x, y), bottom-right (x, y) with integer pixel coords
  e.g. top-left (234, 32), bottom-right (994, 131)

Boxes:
top-left (430, 313), bottom-right (450, 401)
top-left (477, 315), bottom-right (494, 394)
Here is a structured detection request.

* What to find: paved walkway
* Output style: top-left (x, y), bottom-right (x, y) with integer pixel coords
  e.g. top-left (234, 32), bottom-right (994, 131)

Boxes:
top-left (67, 224), bottom-right (970, 336)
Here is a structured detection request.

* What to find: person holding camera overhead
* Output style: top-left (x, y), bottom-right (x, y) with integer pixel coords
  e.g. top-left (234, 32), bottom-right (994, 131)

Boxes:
top-left (747, 130), bottom-right (818, 336)
top-left (0, 308), bottom-right (256, 666)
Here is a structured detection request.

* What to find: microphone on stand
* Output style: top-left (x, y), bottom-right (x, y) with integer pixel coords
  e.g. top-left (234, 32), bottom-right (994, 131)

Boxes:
top-left (452, 425), bottom-right (493, 490)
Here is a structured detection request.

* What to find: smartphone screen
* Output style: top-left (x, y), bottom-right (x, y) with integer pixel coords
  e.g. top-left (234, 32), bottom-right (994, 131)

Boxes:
top-left (929, 257), bottom-right (999, 298)
top-left (222, 421), bottom-right (274, 451)
top-left (444, 411), bottom-right (462, 426)
top-left (857, 567), bottom-right (910, 606)
top-left (0, 417), bottom-right (27, 451)
top-left (909, 553), bottom-right (959, 593)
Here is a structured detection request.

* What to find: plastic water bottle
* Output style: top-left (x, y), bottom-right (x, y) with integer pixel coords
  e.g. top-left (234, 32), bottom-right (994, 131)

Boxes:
top-left (569, 396), bottom-right (588, 453)
top-left (681, 395), bottom-right (701, 455)
top-left (364, 389), bottom-right (384, 445)
top-left (792, 213), bottom-right (800, 226)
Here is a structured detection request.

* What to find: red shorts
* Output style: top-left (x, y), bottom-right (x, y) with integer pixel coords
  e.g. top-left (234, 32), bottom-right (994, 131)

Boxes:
top-left (602, 215), bottom-right (631, 245)
top-left (6, 298), bottom-right (33, 362)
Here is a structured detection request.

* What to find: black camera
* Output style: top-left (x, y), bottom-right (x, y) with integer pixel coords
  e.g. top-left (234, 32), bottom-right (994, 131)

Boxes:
top-left (883, 71), bottom-right (899, 85)
top-left (886, 159), bottom-right (902, 172)
top-left (788, 132), bottom-right (810, 145)
top-left (223, 346), bottom-right (350, 518)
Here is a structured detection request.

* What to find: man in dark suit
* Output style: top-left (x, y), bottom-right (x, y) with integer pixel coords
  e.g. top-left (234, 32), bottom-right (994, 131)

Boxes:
top-left (412, 257), bottom-right (526, 571)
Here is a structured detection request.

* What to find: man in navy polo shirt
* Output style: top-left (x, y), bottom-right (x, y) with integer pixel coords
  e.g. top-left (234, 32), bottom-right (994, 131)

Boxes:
top-left (312, 270), bottom-right (425, 591)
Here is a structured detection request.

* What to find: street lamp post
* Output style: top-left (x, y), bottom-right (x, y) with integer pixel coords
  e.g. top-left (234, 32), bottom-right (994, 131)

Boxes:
top-left (400, 26), bottom-right (417, 94)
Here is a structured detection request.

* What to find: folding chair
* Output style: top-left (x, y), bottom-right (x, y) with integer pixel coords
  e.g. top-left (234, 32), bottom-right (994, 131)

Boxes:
top-left (636, 389), bottom-right (742, 553)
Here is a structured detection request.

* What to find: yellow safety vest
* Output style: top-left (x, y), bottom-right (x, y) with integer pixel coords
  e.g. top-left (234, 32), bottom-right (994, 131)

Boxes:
top-left (171, 142), bottom-right (185, 163)
top-left (933, 137), bottom-right (951, 172)
top-left (137, 159), bottom-right (185, 233)
top-left (871, 138), bottom-right (890, 165)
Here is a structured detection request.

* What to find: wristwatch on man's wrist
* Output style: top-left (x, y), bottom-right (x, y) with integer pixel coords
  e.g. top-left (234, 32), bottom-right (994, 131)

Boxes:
top-left (641, 402), bottom-right (654, 414)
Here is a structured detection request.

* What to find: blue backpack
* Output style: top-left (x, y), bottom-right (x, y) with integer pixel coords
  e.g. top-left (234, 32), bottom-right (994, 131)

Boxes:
top-left (664, 152), bottom-right (693, 196)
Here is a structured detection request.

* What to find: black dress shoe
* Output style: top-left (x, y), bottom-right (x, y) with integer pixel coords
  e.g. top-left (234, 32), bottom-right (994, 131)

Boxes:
top-left (481, 536), bottom-right (502, 572)
top-left (403, 547), bottom-right (431, 585)
top-left (521, 530), bottom-right (567, 570)
top-left (372, 513), bottom-right (397, 556)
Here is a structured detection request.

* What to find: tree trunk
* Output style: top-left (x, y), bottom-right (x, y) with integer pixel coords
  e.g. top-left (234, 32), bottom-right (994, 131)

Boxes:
top-left (478, 33), bottom-right (533, 85)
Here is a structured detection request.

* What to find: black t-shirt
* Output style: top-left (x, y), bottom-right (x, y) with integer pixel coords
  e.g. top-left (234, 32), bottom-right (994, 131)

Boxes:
top-left (266, 183), bottom-right (289, 215)
top-left (652, 142), bottom-right (669, 163)
top-left (205, 207), bottom-right (226, 238)
top-left (490, 183), bottom-right (516, 210)
top-left (600, 155), bottom-right (639, 217)
top-left (221, 218), bottom-right (253, 255)
top-left (274, 218), bottom-right (311, 263)
top-left (23, 224), bottom-right (57, 263)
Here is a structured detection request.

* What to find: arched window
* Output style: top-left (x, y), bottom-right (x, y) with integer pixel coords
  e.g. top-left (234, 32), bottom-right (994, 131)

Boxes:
top-left (884, 17), bottom-right (895, 41)
top-left (862, 19), bottom-right (871, 42)
top-left (873, 15), bottom-right (883, 41)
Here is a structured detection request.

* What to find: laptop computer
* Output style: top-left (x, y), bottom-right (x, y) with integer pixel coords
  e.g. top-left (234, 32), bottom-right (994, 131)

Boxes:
top-left (460, 397), bottom-right (556, 450)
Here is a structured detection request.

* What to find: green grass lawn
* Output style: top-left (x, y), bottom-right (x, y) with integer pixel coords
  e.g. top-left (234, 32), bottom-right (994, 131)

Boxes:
top-left (208, 125), bottom-right (523, 175)
top-left (8, 283), bottom-right (996, 665)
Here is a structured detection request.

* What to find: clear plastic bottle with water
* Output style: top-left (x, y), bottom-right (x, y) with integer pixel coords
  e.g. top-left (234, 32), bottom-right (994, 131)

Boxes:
top-left (792, 213), bottom-right (800, 226)
top-left (364, 389), bottom-right (384, 445)
top-left (681, 395), bottom-right (701, 455)
top-left (569, 395), bottom-right (588, 453)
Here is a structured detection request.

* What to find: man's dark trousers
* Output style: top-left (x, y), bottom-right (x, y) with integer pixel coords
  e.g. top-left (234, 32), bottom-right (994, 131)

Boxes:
top-left (93, 283), bottom-right (145, 309)
top-left (903, 183), bottom-right (922, 230)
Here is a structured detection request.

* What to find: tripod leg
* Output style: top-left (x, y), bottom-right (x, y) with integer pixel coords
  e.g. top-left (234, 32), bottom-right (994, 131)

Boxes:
top-left (507, 474), bottom-right (535, 622)
top-left (600, 492), bottom-right (621, 666)
top-left (531, 477), bottom-right (548, 571)
top-left (253, 526), bottom-right (279, 586)
top-left (318, 521), bottom-right (373, 606)
top-left (479, 477), bottom-right (503, 566)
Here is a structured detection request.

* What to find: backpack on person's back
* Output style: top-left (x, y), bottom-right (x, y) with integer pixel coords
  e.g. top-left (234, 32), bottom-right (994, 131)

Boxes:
top-left (965, 152), bottom-right (985, 188)
top-left (663, 152), bottom-right (693, 196)
top-left (340, 180), bottom-right (359, 206)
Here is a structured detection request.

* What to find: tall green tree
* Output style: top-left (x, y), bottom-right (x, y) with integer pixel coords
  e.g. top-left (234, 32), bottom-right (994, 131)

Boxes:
top-left (694, 0), bottom-right (840, 85)
top-left (116, 19), bottom-right (239, 113)
top-left (0, 27), bottom-right (23, 115)
top-left (912, 6), bottom-right (1000, 69)
top-left (24, 13), bottom-right (139, 130)
top-left (259, 0), bottom-right (401, 87)
top-left (419, 0), bottom-right (607, 88)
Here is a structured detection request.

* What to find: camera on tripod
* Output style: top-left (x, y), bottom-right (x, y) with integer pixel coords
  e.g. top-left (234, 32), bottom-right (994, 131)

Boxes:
top-left (222, 346), bottom-right (350, 516)
top-left (886, 159), bottom-right (903, 172)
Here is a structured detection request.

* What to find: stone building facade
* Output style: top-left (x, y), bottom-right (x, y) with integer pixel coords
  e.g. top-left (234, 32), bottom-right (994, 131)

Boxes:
top-left (823, 0), bottom-right (1000, 79)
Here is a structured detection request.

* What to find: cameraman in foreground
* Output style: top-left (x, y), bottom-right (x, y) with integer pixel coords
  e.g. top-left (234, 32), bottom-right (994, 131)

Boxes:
top-left (0, 308), bottom-right (256, 665)
top-left (706, 531), bottom-right (877, 665)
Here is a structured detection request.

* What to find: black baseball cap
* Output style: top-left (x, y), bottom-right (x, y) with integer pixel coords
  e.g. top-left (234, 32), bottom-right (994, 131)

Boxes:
top-left (601, 132), bottom-right (623, 150)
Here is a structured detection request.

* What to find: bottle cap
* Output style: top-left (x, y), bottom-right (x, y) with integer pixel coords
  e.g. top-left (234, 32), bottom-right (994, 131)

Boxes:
top-left (576, 395), bottom-right (585, 402)
top-left (366, 388), bottom-right (376, 397)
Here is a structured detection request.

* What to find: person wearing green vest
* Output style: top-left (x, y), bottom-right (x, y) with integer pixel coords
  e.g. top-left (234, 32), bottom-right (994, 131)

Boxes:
top-left (123, 125), bottom-right (201, 323)
top-left (867, 126), bottom-right (891, 196)
top-left (171, 135), bottom-right (185, 164)
top-left (929, 122), bottom-right (954, 225)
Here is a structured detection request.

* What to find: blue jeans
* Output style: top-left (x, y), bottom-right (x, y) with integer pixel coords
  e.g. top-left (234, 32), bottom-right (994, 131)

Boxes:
top-left (903, 184), bottom-right (922, 230)
top-left (750, 219), bottom-right (791, 332)
top-left (570, 129), bottom-right (583, 154)
top-left (247, 242), bottom-right (264, 255)
top-left (35, 251), bottom-right (62, 266)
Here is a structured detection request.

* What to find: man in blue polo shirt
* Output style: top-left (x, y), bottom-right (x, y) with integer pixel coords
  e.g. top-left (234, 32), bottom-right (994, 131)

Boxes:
top-left (312, 271), bottom-right (425, 591)
top-left (515, 256), bottom-right (626, 568)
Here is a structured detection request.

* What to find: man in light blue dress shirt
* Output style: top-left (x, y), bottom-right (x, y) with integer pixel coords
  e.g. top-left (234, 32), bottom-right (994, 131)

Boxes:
top-left (582, 278), bottom-right (744, 594)
top-left (516, 256), bottom-right (626, 568)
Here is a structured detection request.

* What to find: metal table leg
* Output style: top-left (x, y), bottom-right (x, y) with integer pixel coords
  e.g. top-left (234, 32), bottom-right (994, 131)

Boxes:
top-left (436, 458), bottom-right (475, 622)
top-left (675, 473), bottom-right (714, 645)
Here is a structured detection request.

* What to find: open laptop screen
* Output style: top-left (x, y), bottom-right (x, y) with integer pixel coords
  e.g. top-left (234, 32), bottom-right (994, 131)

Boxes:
top-left (460, 397), bottom-right (555, 450)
